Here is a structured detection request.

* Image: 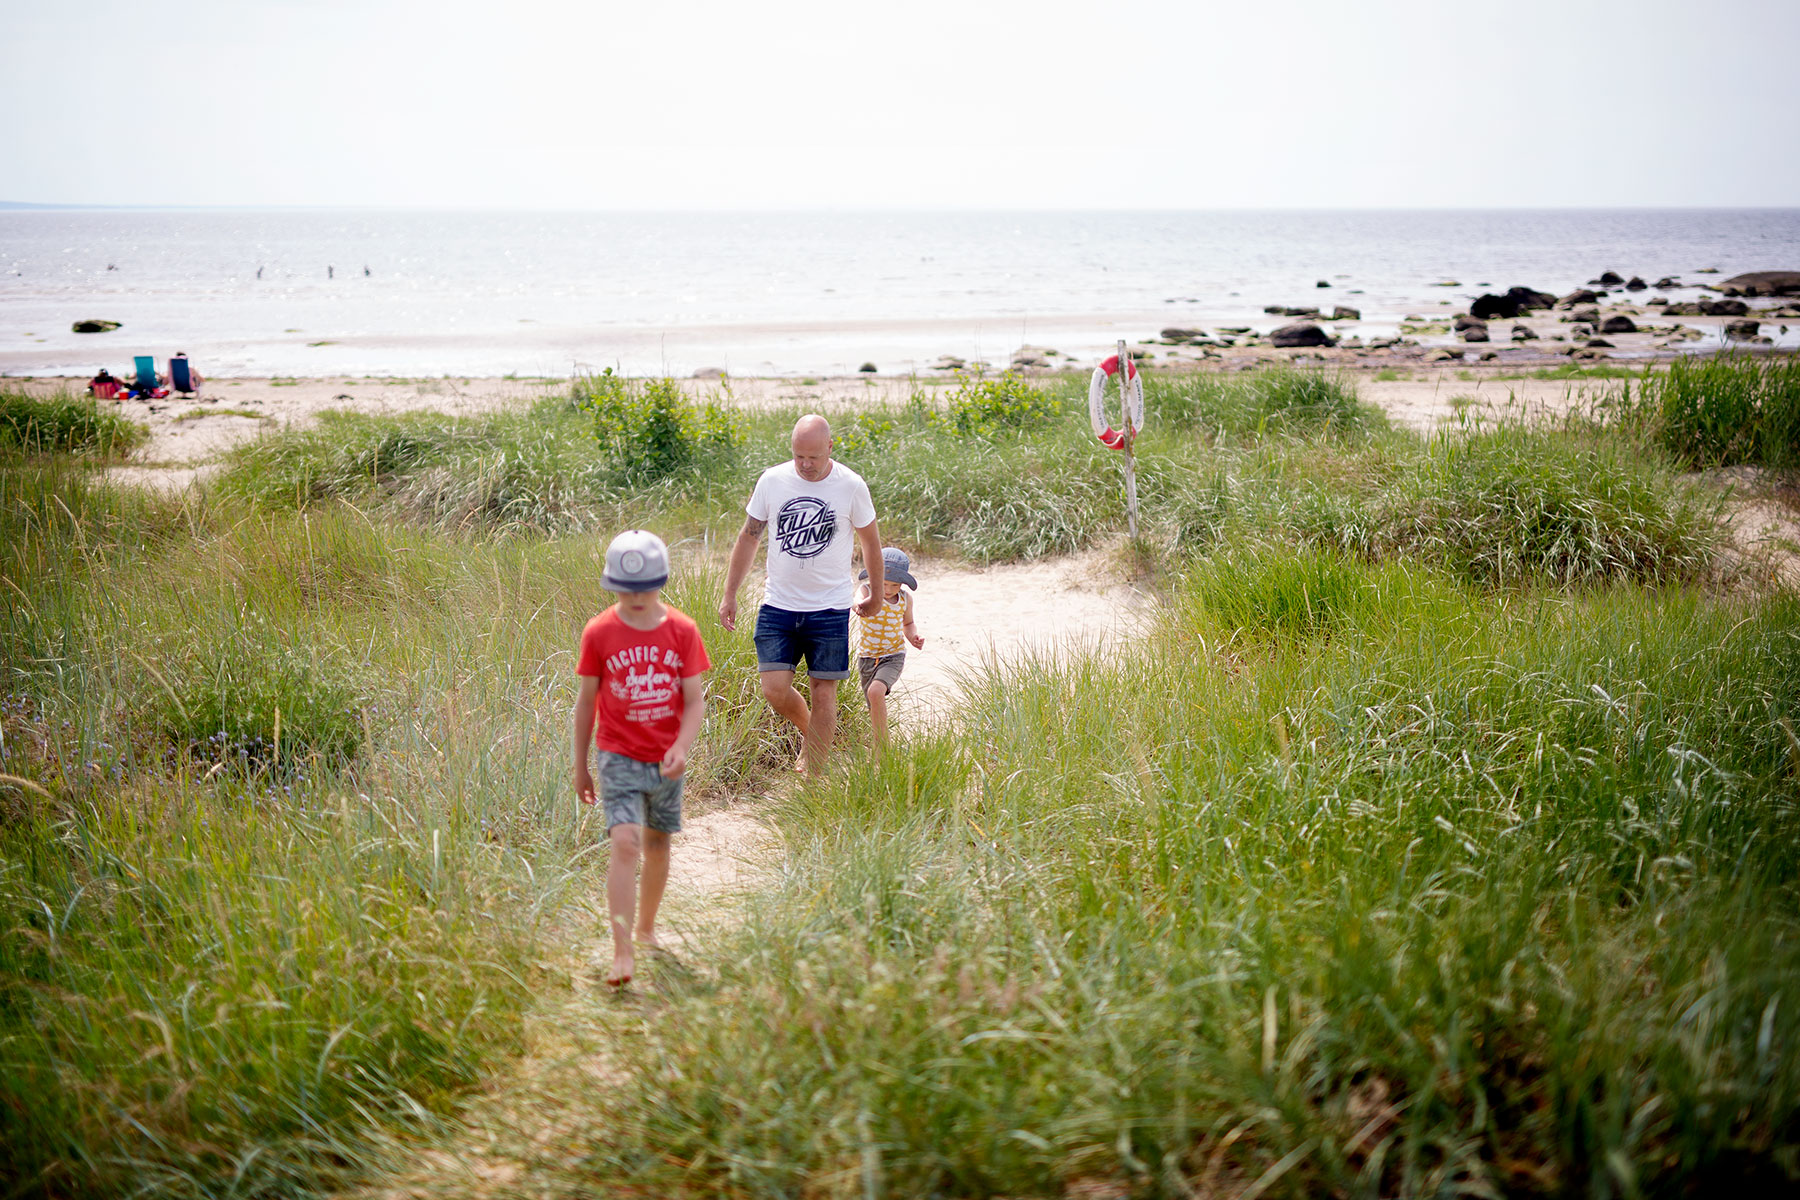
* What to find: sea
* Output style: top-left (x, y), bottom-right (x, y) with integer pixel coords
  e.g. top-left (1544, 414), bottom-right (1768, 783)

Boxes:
top-left (4, 208), bottom-right (1798, 378)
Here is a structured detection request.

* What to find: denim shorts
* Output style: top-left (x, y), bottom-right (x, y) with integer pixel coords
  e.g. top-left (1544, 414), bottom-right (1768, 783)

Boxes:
top-left (753, 605), bottom-right (851, 679)
top-left (597, 750), bottom-right (684, 833)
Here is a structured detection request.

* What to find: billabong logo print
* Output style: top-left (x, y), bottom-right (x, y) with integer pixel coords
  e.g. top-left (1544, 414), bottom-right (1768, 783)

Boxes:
top-left (776, 497), bottom-right (835, 559)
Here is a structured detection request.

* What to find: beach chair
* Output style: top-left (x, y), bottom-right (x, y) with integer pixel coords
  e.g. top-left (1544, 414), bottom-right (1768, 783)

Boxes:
top-left (168, 354), bottom-right (202, 396)
top-left (127, 355), bottom-right (169, 400)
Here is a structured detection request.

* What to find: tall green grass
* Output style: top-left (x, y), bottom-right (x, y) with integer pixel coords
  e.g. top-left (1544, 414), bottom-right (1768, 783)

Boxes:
top-left (0, 388), bottom-right (149, 457)
top-left (1604, 353), bottom-right (1800, 469)
top-left (0, 462), bottom-right (800, 1197)
top-left (569, 558), bottom-right (1800, 1198)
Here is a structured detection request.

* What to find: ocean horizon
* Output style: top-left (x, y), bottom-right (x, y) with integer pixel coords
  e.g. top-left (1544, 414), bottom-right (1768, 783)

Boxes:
top-left (5, 207), bottom-right (1798, 377)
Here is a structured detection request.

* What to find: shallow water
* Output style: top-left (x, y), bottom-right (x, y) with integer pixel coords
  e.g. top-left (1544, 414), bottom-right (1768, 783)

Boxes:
top-left (4, 208), bottom-right (1797, 377)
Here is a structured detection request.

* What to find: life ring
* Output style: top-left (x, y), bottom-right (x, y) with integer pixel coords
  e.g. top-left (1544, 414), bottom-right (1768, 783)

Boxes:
top-left (1088, 354), bottom-right (1144, 450)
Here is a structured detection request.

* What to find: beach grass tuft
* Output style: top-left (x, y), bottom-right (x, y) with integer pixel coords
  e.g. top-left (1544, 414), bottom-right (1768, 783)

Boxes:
top-left (1, 388), bottom-right (149, 456)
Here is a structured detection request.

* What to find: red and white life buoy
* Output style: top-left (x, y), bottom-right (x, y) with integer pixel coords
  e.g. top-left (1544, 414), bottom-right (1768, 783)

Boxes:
top-left (1088, 354), bottom-right (1144, 450)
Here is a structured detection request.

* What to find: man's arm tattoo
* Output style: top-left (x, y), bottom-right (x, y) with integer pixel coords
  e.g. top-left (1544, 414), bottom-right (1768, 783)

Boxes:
top-left (743, 516), bottom-right (767, 537)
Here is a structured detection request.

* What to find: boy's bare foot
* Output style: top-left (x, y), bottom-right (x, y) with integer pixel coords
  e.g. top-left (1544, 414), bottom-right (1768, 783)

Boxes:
top-left (605, 950), bottom-right (633, 989)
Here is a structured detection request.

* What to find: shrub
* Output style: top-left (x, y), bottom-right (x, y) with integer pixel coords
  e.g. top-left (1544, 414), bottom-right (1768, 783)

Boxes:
top-left (0, 389), bottom-right (148, 456)
top-left (943, 371), bottom-right (1061, 437)
top-left (575, 371), bottom-right (742, 485)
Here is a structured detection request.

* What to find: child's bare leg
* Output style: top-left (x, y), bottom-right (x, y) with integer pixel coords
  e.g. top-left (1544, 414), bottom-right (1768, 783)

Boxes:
top-left (804, 679), bottom-right (839, 775)
top-left (759, 669), bottom-right (812, 770)
top-left (866, 680), bottom-right (890, 749)
top-left (635, 828), bottom-right (671, 946)
top-left (605, 823), bottom-right (643, 985)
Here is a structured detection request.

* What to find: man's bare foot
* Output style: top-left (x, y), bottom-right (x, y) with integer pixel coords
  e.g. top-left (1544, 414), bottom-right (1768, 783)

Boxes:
top-left (633, 930), bottom-right (661, 949)
top-left (605, 950), bottom-right (633, 989)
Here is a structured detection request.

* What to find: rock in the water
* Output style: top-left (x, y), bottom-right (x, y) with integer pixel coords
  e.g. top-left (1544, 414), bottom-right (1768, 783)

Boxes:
top-left (1662, 301), bottom-right (1703, 315)
top-left (1316, 279), bottom-right (1331, 287)
top-left (1702, 298), bottom-right (1750, 317)
top-left (1557, 289), bottom-right (1600, 308)
top-left (1594, 270), bottom-right (1624, 285)
top-left (1653, 276), bottom-right (1681, 289)
top-left (692, 366), bottom-right (726, 379)
top-left (1454, 313), bottom-right (1488, 331)
top-left (1161, 328), bottom-right (1205, 341)
top-left (1625, 276), bottom-right (1647, 291)
top-left (1724, 318), bottom-right (1762, 341)
top-left (858, 362), bottom-right (878, 373)
top-left (1280, 306), bottom-right (1321, 317)
top-left (1715, 270), bottom-right (1800, 297)
top-left (1586, 338), bottom-right (1614, 348)
top-left (1366, 336), bottom-right (1400, 349)
top-left (1426, 347), bottom-right (1464, 361)
top-left (1263, 304), bottom-right (1287, 314)
top-left (1331, 305), bottom-right (1361, 321)
top-left (1600, 315), bottom-right (1637, 334)
top-left (1460, 325), bottom-right (1491, 342)
top-left (1269, 322), bottom-right (1333, 348)
top-left (72, 319), bottom-right (121, 333)
top-left (1510, 324), bottom-right (1538, 340)
top-left (932, 356), bottom-right (966, 371)
top-left (1566, 305), bottom-right (1600, 325)
top-left (1471, 286), bottom-right (1558, 319)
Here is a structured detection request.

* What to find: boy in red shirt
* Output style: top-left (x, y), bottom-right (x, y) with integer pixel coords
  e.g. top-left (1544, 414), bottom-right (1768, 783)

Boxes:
top-left (573, 530), bottom-right (711, 988)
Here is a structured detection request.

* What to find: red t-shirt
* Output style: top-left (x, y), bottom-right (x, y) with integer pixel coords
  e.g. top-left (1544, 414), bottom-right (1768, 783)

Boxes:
top-left (576, 605), bottom-right (711, 764)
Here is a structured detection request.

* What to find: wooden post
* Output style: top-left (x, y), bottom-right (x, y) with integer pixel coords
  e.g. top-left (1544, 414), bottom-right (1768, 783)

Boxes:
top-left (1118, 338), bottom-right (1140, 539)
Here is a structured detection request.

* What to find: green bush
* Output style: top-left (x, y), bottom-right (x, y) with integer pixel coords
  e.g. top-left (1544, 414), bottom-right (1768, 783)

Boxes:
top-left (943, 372), bottom-right (1061, 437)
top-left (0, 389), bottom-right (148, 456)
top-left (575, 371), bottom-right (742, 485)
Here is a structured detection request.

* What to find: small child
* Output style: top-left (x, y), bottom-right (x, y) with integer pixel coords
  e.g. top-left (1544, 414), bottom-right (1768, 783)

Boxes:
top-left (853, 547), bottom-right (924, 749)
top-left (573, 530), bottom-right (710, 988)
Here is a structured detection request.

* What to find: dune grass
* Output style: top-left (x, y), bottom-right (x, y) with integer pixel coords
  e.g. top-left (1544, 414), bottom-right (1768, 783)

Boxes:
top-left (0, 462), bottom-right (800, 1197)
top-left (1, 366), bottom-right (1785, 1196)
top-left (1600, 353), bottom-right (1800, 470)
top-left (569, 560), bottom-right (1800, 1198)
top-left (1, 387), bottom-right (148, 456)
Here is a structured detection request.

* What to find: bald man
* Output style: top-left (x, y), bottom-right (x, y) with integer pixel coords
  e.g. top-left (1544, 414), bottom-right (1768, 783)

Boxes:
top-left (721, 414), bottom-right (885, 775)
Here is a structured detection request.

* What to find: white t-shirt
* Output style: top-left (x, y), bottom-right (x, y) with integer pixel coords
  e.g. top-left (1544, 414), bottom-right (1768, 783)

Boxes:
top-left (746, 460), bottom-right (876, 612)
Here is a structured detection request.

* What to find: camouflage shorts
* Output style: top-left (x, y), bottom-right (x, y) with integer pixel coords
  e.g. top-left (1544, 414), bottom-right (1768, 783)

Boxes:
top-left (597, 750), bottom-right (684, 833)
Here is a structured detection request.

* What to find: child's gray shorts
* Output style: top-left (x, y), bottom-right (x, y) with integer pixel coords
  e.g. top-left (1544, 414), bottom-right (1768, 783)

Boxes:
top-left (598, 750), bottom-right (684, 833)
top-left (858, 652), bottom-right (906, 693)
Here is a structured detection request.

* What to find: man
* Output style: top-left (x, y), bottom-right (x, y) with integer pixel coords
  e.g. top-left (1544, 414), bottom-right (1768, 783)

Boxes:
top-left (720, 413), bottom-right (884, 774)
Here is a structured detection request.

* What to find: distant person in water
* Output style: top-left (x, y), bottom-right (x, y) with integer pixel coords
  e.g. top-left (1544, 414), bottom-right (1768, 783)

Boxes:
top-left (720, 414), bottom-right (885, 775)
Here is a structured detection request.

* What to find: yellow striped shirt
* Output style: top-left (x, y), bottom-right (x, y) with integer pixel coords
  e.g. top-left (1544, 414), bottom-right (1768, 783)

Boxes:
top-left (857, 595), bottom-right (908, 657)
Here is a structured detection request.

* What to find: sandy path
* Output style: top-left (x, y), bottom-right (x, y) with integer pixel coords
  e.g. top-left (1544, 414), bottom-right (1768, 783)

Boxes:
top-left (886, 546), bottom-right (1154, 724)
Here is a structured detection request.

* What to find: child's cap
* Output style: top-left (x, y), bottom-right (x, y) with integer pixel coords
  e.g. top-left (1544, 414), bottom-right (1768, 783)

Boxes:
top-left (859, 546), bottom-right (918, 590)
top-left (602, 529), bottom-right (670, 592)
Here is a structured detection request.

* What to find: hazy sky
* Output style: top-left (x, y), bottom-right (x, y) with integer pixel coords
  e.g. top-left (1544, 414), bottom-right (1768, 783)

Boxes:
top-left (4, 0), bottom-right (1797, 209)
